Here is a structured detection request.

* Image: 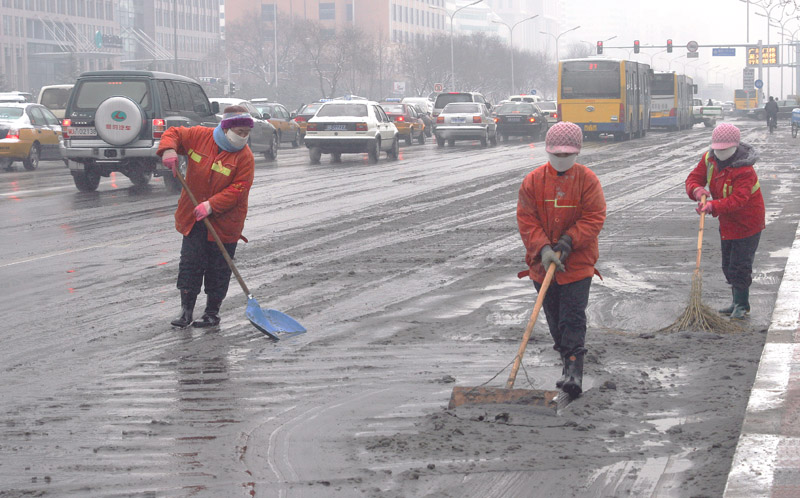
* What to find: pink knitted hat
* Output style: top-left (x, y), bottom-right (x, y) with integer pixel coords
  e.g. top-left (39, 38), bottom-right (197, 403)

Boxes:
top-left (545, 121), bottom-right (583, 154)
top-left (711, 123), bottom-right (740, 149)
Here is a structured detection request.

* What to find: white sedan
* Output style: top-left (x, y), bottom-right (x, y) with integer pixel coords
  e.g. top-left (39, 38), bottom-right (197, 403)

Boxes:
top-left (434, 102), bottom-right (498, 147)
top-left (304, 101), bottom-right (399, 164)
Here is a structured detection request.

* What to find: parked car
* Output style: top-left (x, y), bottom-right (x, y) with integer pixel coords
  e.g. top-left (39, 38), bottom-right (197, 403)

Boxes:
top-left (747, 99), bottom-right (799, 120)
top-left (0, 102), bottom-right (63, 171)
top-left (535, 100), bottom-right (559, 127)
top-left (61, 70), bottom-right (219, 192)
top-left (408, 103), bottom-right (434, 137)
top-left (293, 101), bottom-right (326, 140)
top-left (0, 91), bottom-right (34, 103)
top-left (304, 100), bottom-right (399, 164)
top-left (402, 96), bottom-right (433, 114)
top-left (37, 84), bottom-right (74, 119)
top-left (432, 92), bottom-right (492, 126)
top-left (380, 101), bottom-right (426, 145)
top-left (508, 94), bottom-right (542, 103)
top-left (209, 97), bottom-right (278, 161)
top-left (494, 101), bottom-right (549, 141)
top-left (251, 99), bottom-right (301, 147)
top-left (435, 102), bottom-right (497, 147)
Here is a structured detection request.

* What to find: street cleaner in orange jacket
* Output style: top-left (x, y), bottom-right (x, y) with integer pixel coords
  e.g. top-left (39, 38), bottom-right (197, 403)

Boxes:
top-left (517, 122), bottom-right (606, 397)
top-left (158, 105), bottom-right (255, 328)
top-left (686, 123), bottom-right (765, 320)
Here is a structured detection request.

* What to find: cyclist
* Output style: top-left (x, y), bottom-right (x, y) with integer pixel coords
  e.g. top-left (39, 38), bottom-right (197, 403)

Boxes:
top-left (765, 96), bottom-right (779, 129)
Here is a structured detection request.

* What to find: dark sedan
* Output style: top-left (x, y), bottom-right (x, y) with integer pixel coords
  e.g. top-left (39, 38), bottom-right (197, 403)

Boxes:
top-left (494, 102), bottom-right (549, 141)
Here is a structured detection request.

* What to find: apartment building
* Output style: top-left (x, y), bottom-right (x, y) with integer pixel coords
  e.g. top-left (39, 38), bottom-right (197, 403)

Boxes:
top-left (224, 0), bottom-right (449, 44)
top-left (0, 0), bottom-right (221, 92)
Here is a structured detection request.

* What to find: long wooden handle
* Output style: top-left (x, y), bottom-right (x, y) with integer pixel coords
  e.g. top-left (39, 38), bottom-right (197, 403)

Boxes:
top-left (173, 169), bottom-right (252, 297)
top-left (695, 194), bottom-right (707, 272)
top-left (506, 257), bottom-right (559, 389)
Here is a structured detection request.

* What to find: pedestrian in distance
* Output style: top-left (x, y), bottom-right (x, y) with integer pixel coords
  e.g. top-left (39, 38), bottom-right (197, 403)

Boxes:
top-left (707, 98), bottom-right (713, 106)
top-left (158, 105), bottom-right (256, 328)
top-left (516, 121), bottom-right (607, 397)
top-left (685, 123), bottom-right (765, 320)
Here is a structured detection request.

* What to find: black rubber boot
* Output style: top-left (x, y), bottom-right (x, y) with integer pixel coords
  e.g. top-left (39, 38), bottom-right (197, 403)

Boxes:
top-left (171, 290), bottom-right (196, 328)
top-left (718, 288), bottom-right (736, 315)
top-left (555, 351), bottom-right (568, 389)
top-left (562, 352), bottom-right (584, 398)
top-left (193, 295), bottom-right (223, 328)
top-left (730, 287), bottom-right (750, 320)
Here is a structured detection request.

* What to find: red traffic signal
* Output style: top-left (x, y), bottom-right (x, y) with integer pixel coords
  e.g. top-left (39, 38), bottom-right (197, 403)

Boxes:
top-left (667, 39), bottom-right (673, 53)
top-left (597, 41), bottom-right (603, 55)
top-left (634, 40), bottom-right (640, 54)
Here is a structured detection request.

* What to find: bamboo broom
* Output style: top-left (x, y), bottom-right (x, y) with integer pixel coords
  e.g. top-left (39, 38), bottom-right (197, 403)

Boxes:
top-left (659, 195), bottom-right (742, 333)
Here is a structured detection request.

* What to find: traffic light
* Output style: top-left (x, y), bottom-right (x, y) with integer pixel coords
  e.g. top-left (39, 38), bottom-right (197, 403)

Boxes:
top-left (667, 39), bottom-right (673, 53)
top-left (634, 40), bottom-right (640, 54)
top-left (597, 41), bottom-right (603, 55)
top-left (230, 81), bottom-right (236, 95)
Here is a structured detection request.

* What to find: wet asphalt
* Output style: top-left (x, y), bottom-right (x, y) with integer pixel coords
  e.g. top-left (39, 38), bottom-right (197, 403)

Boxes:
top-left (1, 119), bottom-right (799, 497)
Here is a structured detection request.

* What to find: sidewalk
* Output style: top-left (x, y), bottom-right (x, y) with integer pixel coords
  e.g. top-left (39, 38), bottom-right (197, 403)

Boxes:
top-left (724, 220), bottom-right (800, 497)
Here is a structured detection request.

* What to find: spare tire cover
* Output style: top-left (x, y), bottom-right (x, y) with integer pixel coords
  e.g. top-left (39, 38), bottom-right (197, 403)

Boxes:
top-left (95, 96), bottom-right (144, 146)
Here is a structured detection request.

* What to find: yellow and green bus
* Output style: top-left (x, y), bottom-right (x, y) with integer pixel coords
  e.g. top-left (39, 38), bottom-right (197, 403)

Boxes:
top-left (734, 89), bottom-right (758, 111)
top-left (558, 59), bottom-right (652, 141)
top-left (650, 72), bottom-right (694, 130)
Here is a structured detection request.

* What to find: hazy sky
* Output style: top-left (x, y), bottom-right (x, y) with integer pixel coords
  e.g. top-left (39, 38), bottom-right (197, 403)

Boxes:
top-left (558, 0), bottom-right (797, 97)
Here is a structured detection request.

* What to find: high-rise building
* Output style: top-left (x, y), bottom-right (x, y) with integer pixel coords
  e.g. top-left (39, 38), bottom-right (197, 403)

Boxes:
top-left (224, 0), bottom-right (450, 44)
top-left (0, 0), bottom-right (221, 93)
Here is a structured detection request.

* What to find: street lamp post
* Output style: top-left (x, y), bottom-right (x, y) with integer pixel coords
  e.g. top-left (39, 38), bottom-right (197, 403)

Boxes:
top-left (433, 0), bottom-right (484, 91)
top-left (540, 25), bottom-right (580, 62)
top-left (492, 14), bottom-right (539, 95)
top-left (752, 1), bottom-right (788, 98)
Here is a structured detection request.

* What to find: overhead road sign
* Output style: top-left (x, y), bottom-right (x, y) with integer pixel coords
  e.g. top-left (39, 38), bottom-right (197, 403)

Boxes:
top-left (747, 45), bottom-right (779, 66)
top-left (687, 52), bottom-right (699, 58)
top-left (713, 48), bottom-right (736, 56)
top-left (687, 40), bottom-right (699, 52)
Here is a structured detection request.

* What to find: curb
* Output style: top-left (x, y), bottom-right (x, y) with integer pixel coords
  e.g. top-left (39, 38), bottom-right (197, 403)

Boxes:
top-left (724, 220), bottom-right (800, 497)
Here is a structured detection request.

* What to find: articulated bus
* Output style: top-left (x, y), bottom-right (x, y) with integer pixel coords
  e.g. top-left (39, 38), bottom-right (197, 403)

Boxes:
top-left (650, 72), bottom-right (694, 130)
top-left (734, 89), bottom-right (758, 111)
top-left (558, 58), bottom-right (652, 141)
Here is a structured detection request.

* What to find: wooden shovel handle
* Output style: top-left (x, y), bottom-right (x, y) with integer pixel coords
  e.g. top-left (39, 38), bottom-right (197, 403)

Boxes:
top-left (174, 170), bottom-right (251, 297)
top-left (506, 255), bottom-right (559, 389)
top-left (696, 194), bottom-right (707, 272)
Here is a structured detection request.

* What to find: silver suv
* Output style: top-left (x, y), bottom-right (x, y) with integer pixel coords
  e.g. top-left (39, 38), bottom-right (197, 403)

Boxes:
top-left (61, 70), bottom-right (219, 192)
top-left (431, 92), bottom-right (492, 130)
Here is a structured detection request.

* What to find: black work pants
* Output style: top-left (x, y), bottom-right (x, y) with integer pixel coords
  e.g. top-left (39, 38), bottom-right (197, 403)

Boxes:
top-left (177, 222), bottom-right (237, 301)
top-left (533, 276), bottom-right (592, 356)
top-left (720, 231), bottom-right (761, 289)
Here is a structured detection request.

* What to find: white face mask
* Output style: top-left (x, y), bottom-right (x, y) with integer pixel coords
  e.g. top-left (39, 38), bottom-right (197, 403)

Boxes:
top-left (225, 129), bottom-right (249, 149)
top-left (713, 146), bottom-right (736, 161)
top-left (548, 153), bottom-right (577, 172)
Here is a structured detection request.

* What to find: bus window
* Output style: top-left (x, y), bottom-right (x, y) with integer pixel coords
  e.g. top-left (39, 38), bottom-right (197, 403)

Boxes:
top-left (561, 61), bottom-right (621, 99)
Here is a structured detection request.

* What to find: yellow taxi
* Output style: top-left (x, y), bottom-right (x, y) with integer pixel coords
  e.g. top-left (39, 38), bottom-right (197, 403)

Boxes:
top-left (0, 103), bottom-right (63, 170)
top-left (292, 101), bottom-right (326, 140)
top-left (380, 100), bottom-right (426, 145)
top-left (251, 100), bottom-right (302, 147)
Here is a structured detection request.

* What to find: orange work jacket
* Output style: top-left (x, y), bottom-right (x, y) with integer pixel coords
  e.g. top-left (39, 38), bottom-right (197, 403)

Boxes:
top-left (517, 162), bottom-right (606, 285)
top-left (157, 126), bottom-right (254, 243)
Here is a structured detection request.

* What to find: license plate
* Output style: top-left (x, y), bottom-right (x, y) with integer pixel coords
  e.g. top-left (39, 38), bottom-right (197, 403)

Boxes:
top-left (584, 124), bottom-right (597, 131)
top-left (326, 124), bottom-right (347, 131)
top-left (506, 117), bottom-right (521, 122)
top-left (451, 117), bottom-right (466, 123)
top-left (68, 126), bottom-right (97, 136)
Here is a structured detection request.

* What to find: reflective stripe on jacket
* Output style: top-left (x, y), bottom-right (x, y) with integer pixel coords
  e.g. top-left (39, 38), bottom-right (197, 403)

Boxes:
top-left (158, 126), bottom-right (255, 243)
top-left (685, 145), bottom-right (765, 240)
top-left (517, 162), bottom-right (606, 285)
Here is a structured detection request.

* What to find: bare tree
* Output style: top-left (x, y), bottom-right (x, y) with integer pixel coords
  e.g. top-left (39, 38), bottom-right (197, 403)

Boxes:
top-left (564, 42), bottom-right (593, 60)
